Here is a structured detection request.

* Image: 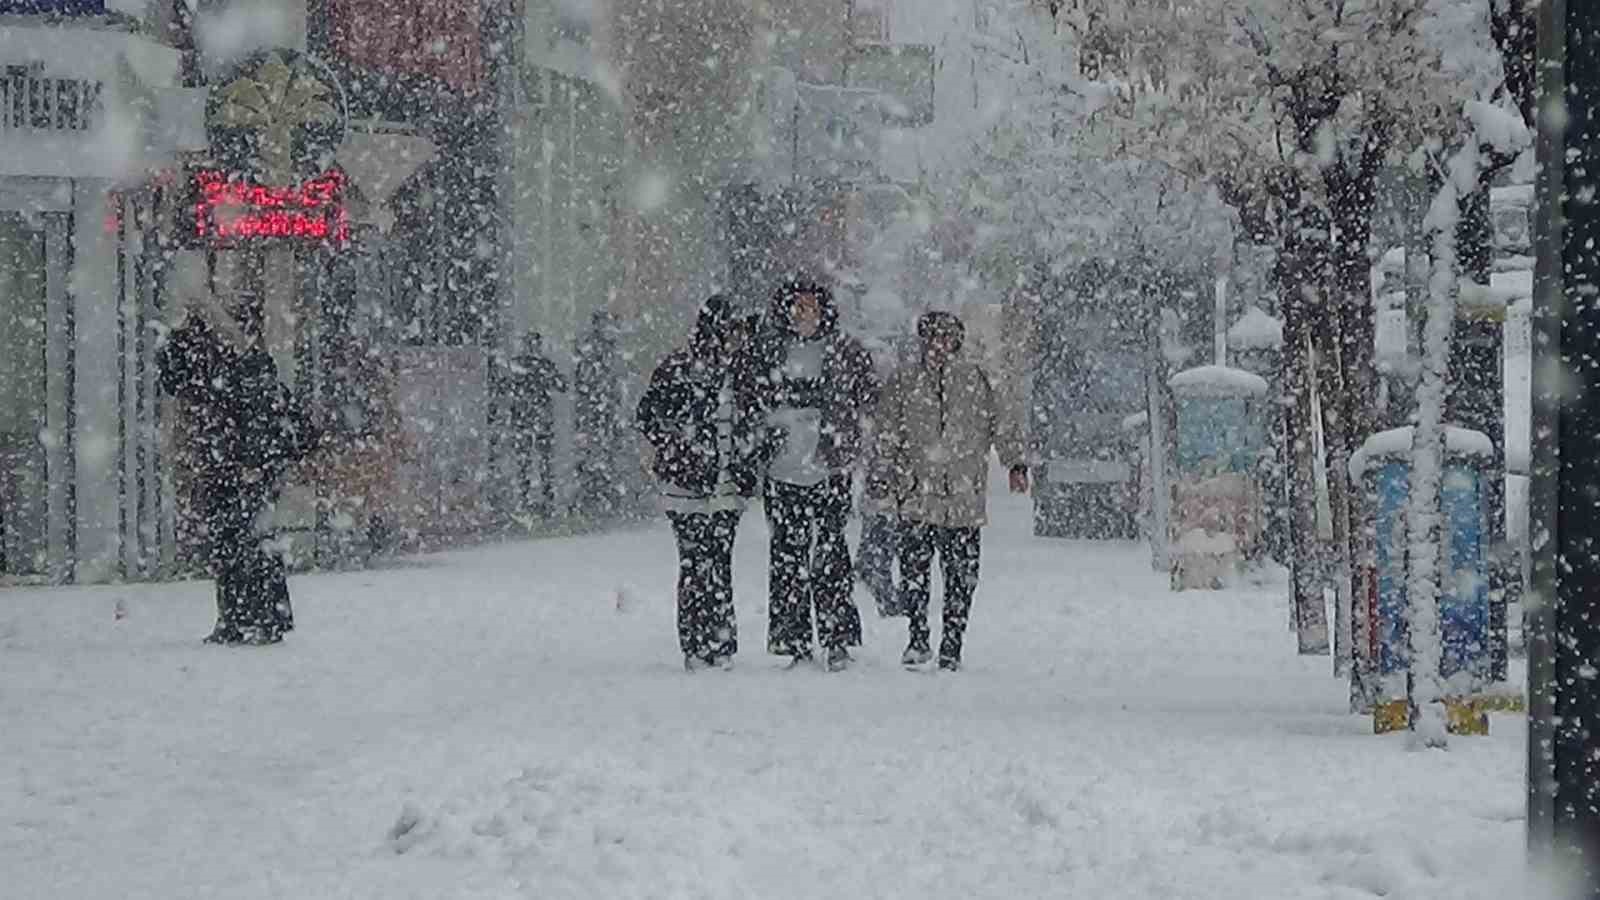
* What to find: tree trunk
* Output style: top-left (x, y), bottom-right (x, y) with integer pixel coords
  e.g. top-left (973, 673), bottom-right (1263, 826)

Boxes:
top-left (1454, 172), bottom-right (1513, 683)
top-left (1142, 259), bottom-right (1179, 575)
top-left (1488, 0), bottom-right (1538, 132)
top-left (1315, 305), bottom-right (1354, 673)
top-left (1409, 146), bottom-right (1478, 749)
top-left (1326, 133), bottom-right (1385, 690)
top-left (1278, 179), bottom-right (1331, 654)
top-left (1287, 331), bottom-right (1326, 653)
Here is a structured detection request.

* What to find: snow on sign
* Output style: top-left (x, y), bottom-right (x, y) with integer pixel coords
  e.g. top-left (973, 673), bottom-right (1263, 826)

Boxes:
top-left (188, 169), bottom-right (349, 246)
top-left (1167, 365), bottom-right (1269, 398)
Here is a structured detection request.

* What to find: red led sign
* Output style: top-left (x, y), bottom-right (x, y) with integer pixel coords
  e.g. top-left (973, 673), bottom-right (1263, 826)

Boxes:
top-left (192, 170), bottom-right (350, 245)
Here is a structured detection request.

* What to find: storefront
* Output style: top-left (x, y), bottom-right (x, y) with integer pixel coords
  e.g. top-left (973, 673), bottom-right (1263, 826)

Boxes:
top-left (0, 16), bottom-right (203, 584)
top-left (173, 47), bottom-right (445, 568)
top-left (0, 191), bottom-right (63, 581)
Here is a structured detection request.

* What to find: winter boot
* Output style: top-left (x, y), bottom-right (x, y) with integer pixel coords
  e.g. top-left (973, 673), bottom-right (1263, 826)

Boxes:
top-left (239, 625), bottom-right (284, 646)
top-left (202, 622), bottom-right (244, 645)
top-left (938, 634), bottom-right (963, 671)
top-left (901, 642), bottom-right (932, 666)
top-left (826, 645), bottom-right (852, 672)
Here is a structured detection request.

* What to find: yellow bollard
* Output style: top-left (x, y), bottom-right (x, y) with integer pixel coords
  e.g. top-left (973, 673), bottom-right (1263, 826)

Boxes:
top-left (1374, 700), bottom-right (1409, 734)
top-left (1445, 698), bottom-right (1490, 736)
top-left (1371, 697), bottom-right (1495, 735)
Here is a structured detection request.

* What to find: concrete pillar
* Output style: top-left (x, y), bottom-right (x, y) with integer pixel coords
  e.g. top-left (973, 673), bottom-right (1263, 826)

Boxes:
top-left (70, 182), bottom-right (123, 583)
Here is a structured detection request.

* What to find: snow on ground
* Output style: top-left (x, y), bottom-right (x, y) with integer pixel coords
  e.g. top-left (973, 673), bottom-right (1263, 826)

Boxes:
top-left (3, 470), bottom-right (1525, 899)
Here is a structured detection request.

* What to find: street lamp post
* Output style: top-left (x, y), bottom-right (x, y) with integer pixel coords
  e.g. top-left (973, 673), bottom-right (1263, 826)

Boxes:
top-left (1529, 0), bottom-right (1600, 892)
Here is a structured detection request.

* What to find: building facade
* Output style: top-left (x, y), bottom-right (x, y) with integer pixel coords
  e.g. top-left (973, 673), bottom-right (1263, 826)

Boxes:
top-left (1, 0), bottom-right (936, 583)
top-left (0, 0), bottom-right (204, 584)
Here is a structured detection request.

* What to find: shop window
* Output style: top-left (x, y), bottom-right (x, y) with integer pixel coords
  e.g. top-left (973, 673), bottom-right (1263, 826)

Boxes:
top-left (0, 213), bottom-right (49, 577)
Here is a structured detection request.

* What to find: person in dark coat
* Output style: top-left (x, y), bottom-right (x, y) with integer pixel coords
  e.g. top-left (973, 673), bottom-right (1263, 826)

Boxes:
top-left (637, 296), bottom-right (766, 671)
top-left (751, 278), bottom-right (878, 671)
top-left (573, 310), bottom-right (624, 519)
top-left (157, 302), bottom-right (317, 645)
top-left (498, 331), bottom-right (569, 517)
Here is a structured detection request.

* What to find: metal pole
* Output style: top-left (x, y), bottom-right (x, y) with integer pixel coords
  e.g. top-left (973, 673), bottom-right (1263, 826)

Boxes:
top-left (1529, 0), bottom-right (1600, 891)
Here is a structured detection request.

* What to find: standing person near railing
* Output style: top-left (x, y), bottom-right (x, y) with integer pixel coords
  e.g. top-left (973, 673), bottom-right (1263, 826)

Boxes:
top-left (157, 279), bottom-right (319, 646)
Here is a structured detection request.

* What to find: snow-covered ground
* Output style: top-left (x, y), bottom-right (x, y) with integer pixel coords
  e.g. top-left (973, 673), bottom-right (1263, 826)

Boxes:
top-left (3, 471), bottom-right (1525, 899)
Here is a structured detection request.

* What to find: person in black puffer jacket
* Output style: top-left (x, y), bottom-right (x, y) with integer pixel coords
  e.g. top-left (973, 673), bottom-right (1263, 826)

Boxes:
top-left (636, 296), bottom-right (767, 671)
top-left (158, 301), bottom-right (319, 646)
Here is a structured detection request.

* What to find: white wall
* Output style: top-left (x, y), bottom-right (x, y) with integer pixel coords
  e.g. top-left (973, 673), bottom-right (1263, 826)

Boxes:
top-left (70, 183), bottom-right (123, 583)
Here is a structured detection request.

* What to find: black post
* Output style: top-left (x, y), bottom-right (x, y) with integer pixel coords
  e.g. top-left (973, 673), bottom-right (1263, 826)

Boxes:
top-left (1449, 182), bottom-right (1510, 681)
top-left (1529, 0), bottom-right (1600, 891)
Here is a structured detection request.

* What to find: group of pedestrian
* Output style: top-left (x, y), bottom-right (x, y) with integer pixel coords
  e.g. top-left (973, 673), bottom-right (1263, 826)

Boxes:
top-left (491, 311), bottom-right (627, 520)
top-left (156, 268), bottom-right (1025, 661)
top-left (637, 279), bottom-right (1028, 673)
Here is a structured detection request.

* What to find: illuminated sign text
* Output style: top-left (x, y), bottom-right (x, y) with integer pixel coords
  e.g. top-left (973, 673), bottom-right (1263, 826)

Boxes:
top-left (192, 170), bottom-right (349, 246)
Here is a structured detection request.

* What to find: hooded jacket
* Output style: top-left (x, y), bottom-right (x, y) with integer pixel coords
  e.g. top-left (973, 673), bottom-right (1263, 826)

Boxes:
top-left (636, 296), bottom-right (767, 499)
top-left (873, 335), bottom-right (1026, 528)
top-left (157, 315), bottom-right (317, 516)
top-left (749, 281), bottom-right (877, 477)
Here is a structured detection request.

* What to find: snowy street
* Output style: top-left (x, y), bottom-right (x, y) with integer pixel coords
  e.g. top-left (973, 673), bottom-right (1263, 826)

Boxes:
top-left (4, 478), bottom-right (1523, 900)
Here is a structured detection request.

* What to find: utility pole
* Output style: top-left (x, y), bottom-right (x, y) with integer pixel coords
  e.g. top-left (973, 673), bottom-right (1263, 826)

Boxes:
top-left (1528, 0), bottom-right (1600, 893)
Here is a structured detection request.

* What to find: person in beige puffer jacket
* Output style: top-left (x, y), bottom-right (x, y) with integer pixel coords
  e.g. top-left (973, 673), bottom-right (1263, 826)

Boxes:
top-left (872, 311), bottom-right (1029, 670)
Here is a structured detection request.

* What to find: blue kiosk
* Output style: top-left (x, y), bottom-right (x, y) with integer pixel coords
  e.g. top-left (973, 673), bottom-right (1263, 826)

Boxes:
top-left (1349, 426), bottom-right (1496, 734)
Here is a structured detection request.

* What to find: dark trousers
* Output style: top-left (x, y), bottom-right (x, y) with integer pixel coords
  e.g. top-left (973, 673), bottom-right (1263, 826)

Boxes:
top-left (668, 510), bottom-right (740, 660)
top-left (575, 455), bottom-right (617, 518)
top-left (857, 513), bottom-right (902, 615)
top-left (574, 417), bottom-right (619, 519)
top-left (765, 476), bottom-right (862, 656)
top-left (511, 428), bottom-right (556, 514)
top-left (207, 499), bottom-right (294, 639)
top-left (900, 522), bottom-right (981, 660)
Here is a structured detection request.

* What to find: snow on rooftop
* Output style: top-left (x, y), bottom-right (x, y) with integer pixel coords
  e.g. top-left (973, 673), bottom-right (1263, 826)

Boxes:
top-left (1227, 307), bottom-right (1283, 351)
top-left (1168, 365), bottom-right (1269, 397)
top-left (1489, 269), bottom-right (1533, 303)
top-left (1374, 308), bottom-right (1409, 371)
top-left (1459, 275), bottom-right (1530, 315)
top-left (1492, 183), bottom-right (1534, 209)
top-left (1349, 426), bottom-right (1496, 478)
top-left (1466, 100), bottom-right (1532, 157)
